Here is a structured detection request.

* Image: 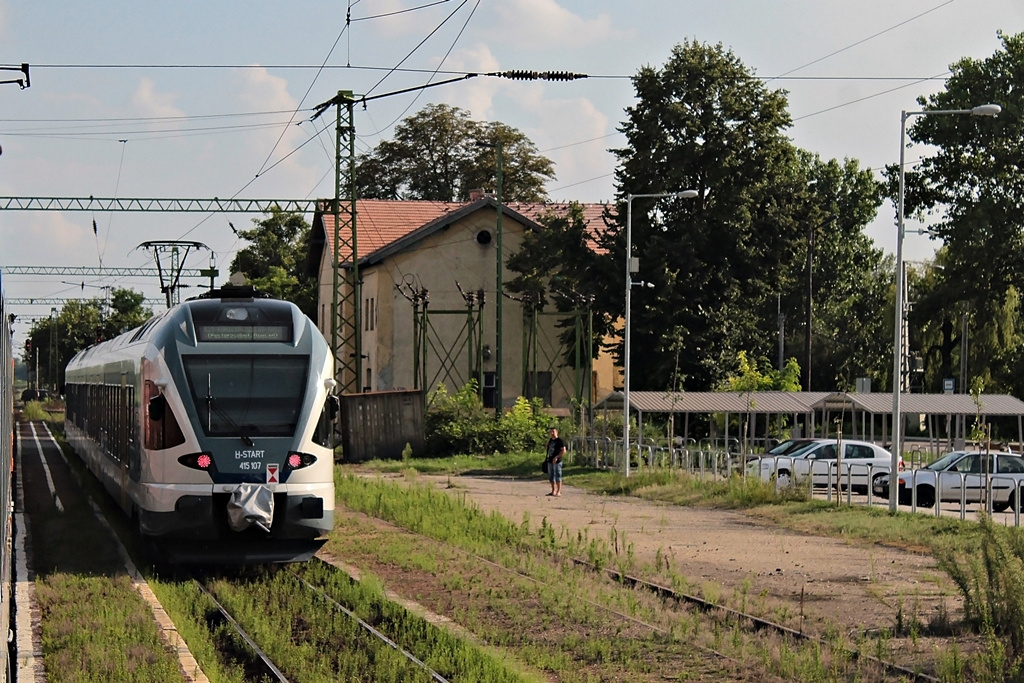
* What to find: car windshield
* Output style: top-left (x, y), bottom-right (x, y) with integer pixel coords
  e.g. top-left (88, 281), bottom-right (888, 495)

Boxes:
top-left (788, 441), bottom-right (827, 457)
top-left (767, 440), bottom-right (810, 455)
top-left (925, 451), bottom-right (967, 471)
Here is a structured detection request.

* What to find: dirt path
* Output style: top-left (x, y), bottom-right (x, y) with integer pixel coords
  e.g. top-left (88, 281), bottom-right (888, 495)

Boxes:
top-left (388, 472), bottom-right (958, 642)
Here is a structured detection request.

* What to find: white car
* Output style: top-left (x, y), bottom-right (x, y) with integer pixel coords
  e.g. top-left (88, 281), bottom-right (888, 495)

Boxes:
top-left (884, 451), bottom-right (1024, 511)
top-left (748, 439), bottom-right (901, 492)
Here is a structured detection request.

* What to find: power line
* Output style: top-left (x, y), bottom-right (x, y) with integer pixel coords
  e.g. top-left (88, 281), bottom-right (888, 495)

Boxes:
top-left (21, 62), bottom-right (951, 82)
top-left (769, 0), bottom-right (959, 81)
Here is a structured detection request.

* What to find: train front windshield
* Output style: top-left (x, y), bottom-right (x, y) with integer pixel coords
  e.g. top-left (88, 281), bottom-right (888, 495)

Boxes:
top-left (183, 356), bottom-right (309, 438)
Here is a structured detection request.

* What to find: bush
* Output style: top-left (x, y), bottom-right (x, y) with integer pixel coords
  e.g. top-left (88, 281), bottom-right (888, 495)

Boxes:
top-left (937, 514), bottom-right (1024, 675)
top-left (425, 382), bottom-right (551, 456)
top-left (21, 400), bottom-right (50, 421)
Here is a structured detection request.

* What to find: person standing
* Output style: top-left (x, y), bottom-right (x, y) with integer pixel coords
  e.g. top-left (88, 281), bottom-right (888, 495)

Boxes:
top-left (545, 427), bottom-right (566, 496)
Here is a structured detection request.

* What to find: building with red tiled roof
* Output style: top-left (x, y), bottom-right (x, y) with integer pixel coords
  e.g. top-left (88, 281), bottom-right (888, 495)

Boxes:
top-left (307, 197), bottom-right (619, 411)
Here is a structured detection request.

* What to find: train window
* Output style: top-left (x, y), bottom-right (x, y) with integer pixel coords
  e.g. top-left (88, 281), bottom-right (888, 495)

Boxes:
top-left (191, 300), bottom-right (294, 343)
top-left (144, 380), bottom-right (185, 450)
top-left (314, 396), bottom-right (339, 447)
top-left (182, 356), bottom-right (309, 438)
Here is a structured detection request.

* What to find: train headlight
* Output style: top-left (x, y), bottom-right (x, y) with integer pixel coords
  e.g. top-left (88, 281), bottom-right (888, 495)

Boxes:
top-left (179, 452), bottom-right (216, 473)
top-left (285, 451), bottom-right (317, 471)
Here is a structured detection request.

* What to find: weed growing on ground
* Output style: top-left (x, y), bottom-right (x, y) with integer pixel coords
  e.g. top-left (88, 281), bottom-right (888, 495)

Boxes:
top-left (37, 573), bottom-right (184, 683)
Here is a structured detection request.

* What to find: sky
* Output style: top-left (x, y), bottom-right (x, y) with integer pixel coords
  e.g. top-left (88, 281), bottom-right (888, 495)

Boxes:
top-left (1, 0), bottom-right (1023, 348)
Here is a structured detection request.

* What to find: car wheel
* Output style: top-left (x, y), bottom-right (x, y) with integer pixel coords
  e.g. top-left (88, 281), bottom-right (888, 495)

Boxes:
top-left (871, 473), bottom-right (888, 496)
top-left (915, 486), bottom-right (935, 509)
top-left (775, 470), bottom-right (792, 488)
top-left (993, 500), bottom-right (1011, 513)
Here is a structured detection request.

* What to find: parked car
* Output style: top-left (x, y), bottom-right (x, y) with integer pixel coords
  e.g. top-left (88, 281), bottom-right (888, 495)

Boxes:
top-left (748, 439), bottom-right (901, 492)
top-left (873, 451), bottom-right (1024, 511)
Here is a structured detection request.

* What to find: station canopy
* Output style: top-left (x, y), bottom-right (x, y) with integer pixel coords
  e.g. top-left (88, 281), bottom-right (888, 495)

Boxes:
top-left (595, 391), bottom-right (1024, 418)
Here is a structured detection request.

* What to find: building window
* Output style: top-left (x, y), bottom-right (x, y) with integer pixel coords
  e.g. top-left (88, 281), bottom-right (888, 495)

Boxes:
top-left (364, 297), bottom-right (376, 331)
top-left (483, 372), bottom-right (496, 409)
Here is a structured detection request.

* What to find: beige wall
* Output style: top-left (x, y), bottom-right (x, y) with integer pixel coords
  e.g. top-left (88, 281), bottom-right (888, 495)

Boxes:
top-left (318, 205), bottom-right (620, 409)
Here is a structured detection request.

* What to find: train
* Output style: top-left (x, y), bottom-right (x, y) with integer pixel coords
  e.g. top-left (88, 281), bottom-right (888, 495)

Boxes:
top-left (1, 272), bottom-right (13, 679)
top-left (64, 285), bottom-right (336, 563)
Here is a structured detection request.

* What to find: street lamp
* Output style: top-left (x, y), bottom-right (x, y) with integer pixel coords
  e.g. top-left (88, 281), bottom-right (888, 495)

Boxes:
top-left (889, 103), bottom-right (1000, 511)
top-left (623, 189), bottom-right (698, 477)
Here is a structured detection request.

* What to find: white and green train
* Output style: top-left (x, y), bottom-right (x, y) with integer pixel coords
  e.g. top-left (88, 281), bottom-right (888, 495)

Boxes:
top-left (65, 286), bottom-right (336, 563)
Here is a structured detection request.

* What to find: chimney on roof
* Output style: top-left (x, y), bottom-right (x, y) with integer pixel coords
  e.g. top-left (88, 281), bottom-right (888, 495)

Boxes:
top-left (468, 188), bottom-right (486, 201)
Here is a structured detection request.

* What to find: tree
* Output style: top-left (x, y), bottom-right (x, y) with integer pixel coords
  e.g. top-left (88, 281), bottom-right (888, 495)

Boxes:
top-left (602, 41), bottom-right (886, 392)
top-left (793, 156), bottom-right (890, 391)
top-left (885, 31), bottom-right (1024, 394)
top-left (356, 103), bottom-right (555, 202)
top-left (25, 288), bottom-right (151, 391)
top-left (102, 288), bottom-right (151, 339)
top-left (505, 203), bottom-right (613, 368)
top-left (229, 208), bottom-right (316, 320)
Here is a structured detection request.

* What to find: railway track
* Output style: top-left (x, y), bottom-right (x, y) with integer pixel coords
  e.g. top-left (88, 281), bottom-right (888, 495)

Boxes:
top-left (190, 562), bottom-right (452, 683)
top-left (193, 575), bottom-right (290, 682)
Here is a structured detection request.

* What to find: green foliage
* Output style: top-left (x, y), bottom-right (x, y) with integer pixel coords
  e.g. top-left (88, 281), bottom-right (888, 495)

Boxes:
top-left (885, 32), bottom-right (1024, 395)
top-left (721, 351), bottom-right (801, 392)
top-left (425, 382), bottom-right (550, 456)
top-left (356, 103), bottom-right (555, 202)
top-left (26, 288), bottom-right (151, 389)
top-left (229, 207), bottom-right (317, 319)
top-left (21, 400), bottom-right (50, 421)
top-left (554, 40), bottom-right (888, 393)
top-left (936, 515), bottom-right (1024, 676)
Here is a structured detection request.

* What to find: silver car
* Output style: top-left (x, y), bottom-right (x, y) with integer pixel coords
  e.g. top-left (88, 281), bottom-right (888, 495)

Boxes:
top-left (885, 451), bottom-right (1024, 511)
top-left (749, 439), bottom-right (901, 492)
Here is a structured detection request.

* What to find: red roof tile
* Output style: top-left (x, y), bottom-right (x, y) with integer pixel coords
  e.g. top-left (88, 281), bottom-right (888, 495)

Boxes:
top-left (318, 198), bottom-right (612, 263)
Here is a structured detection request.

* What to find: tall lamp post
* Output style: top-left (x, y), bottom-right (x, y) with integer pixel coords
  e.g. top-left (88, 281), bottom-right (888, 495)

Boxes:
top-left (888, 103), bottom-right (1001, 511)
top-left (623, 189), bottom-right (698, 477)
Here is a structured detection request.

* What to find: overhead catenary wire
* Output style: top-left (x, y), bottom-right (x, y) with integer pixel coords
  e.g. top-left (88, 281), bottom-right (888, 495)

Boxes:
top-left (361, 0), bottom-right (472, 101)
top-left (366, 0), bottom-right (482, 135)
top-left (767, 0), bottom-right (959, 81)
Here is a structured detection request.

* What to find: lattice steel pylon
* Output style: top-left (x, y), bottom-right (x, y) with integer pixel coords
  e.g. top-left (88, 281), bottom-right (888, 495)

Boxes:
top-left (403, 282), bottom-right (486, 397)
top-left (313, 90), bottom-right (360, 394)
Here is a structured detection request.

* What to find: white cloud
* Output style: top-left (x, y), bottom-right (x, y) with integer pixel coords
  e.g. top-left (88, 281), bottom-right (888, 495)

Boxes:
top-left (437, 45), bottom-right (503, 119)
top-left (516, 93), bottom-right (613, 202)
top-left (23, 213), bottom-right (90, 263)
top-left (492, 0), bottom-right (618, 49)
top-left (131, 78), bottom-right (185, 119)
top-left (232, 66), bottom-right (319, 195)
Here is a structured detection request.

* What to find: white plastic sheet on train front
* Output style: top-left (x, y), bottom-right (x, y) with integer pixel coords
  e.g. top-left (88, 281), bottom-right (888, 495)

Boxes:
top-left (227, 483), bottom-right (274, 532)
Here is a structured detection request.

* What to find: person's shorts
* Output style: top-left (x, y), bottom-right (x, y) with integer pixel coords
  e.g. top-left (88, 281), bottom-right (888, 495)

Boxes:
top-left (549, 460), bottom-right (563, 483)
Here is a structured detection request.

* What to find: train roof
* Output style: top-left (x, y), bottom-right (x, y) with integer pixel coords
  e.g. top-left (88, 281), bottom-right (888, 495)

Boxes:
top-left (68, 287), bottom-right (304, 367)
